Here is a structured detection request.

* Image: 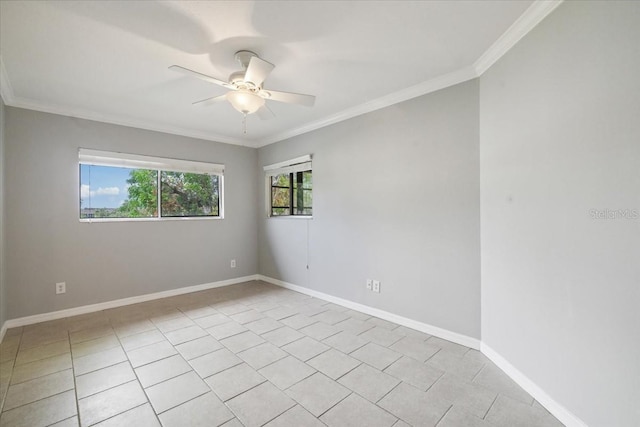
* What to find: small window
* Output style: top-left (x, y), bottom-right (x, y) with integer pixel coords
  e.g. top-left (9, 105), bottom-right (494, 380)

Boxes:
top-left (270, 171), bottom-right (312, 216)
top-left (264, 155), bottom-right (312, 217)
top-left (79, 149), bottom-right (224, 221)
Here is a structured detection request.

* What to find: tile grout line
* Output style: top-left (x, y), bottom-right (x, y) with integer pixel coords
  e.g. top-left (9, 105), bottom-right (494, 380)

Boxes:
top-left (337, 384), bottom-right (400, 420)
top-left (3, 370), bottom-right (77, 413)
top-left (75, 369), bottom-right (138, 400)
top-left (0, 389), bottom-right (76, 418)
top-left (73, 354), bottom-right (129, 377)
top-left (47, 415), bottom-right (79, 427)
top-left (263, 405), bottom-right (325, 427)
top-left (483, 393), bottom-right (500, 420)
top-left (269, 364), bottom-right (317, 391)
top-left (470, 361), bottom-right (486, 383)
top-left (7, 356), bottom-right (71, 387)
top-left (461, 347), bottom-right (473, 358)
top-left (202, 354), bottom-right (254, 379)
top-left (374, 379), bottom-right (403, 405)
top-left (264, 333), bottom-right (308, 353)
top-left (316, 390), bottom-right (354, 419)
top-left (68, 328), bottom-right (81, 425)
top-left (433, 403), bottom-right (454, 427)
top-left (84, 401), bottom-right (149, 427)
top-left (134, 359), bottom-right (195, 390)
top-left (216, 377), bottom-right (265, 405)
top-left (425, 347), bottom-right (443, 363)
top-left (2, 331), bottom-right (23, 384)
top-left (332, 360), bottom-right (364, 382)
top-left (109, 317), bottom-right (163, 427)
top-left (371, 390), bottom-right (412, 426)
top-left (153, 387), bottom-right (210, 418)
top-left (251, 401), bottom-right (296, 427)
top-left (242, 350), bottom-right (288, 372)
top-left (286, 341), bottom-right (334, 364)
top-left (0, 329), bottom-right (24, 415)
top-left (4, 340), bottom-right (78, 417)
top-left (424, 369), bottom-right (447, 394)
top-left (3, 320), bottom-right (71, 399)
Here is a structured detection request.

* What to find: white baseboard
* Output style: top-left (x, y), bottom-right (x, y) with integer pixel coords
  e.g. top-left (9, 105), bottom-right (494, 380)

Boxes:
top-left (0, 273), bottom-right (586, 427)
top-left (0, 322), bottom-right (7, 343)
top-left (259, 275), bottom-right (586, 426)
top-left (481, 343), bottom-right (588, 427)
top-left (0, 274), bottom-right (259, 338)
top-left (257, 274), bottom-right (481, 350)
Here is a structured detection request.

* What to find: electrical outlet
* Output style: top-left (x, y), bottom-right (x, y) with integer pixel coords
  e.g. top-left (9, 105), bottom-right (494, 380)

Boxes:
top-left (372, 280), bottom-right (381, 293)
top-left (56, 282), bottom-right (66, 294)
top-left (230, 259), bottom-right (236, 268)
top-left (366, 279), bottom-right (373, 290)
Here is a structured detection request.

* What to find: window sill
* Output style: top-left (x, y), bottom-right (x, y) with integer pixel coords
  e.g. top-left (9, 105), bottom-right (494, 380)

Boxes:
top-left (267, 216), bottom-right (313, 220)
top-left (79, 216), bottom-right (223, 223)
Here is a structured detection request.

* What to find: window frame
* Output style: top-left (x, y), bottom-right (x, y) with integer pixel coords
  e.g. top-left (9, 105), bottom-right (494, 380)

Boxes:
top-left (264, 155), bottom-right (313, 219)
top-left (78, 149), bottom-right (224, 223)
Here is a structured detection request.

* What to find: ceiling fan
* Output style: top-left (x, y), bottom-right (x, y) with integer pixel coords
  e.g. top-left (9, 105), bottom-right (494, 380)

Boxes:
top-left (170, 51), bottom-right (316, 122)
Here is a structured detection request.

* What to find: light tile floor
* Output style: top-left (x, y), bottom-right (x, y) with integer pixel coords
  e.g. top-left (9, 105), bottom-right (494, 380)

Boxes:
top-left (0, 281), bottom-right (564, 427)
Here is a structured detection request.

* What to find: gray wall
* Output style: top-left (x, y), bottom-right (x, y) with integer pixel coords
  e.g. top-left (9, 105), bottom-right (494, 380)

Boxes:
top-left (480, 1), bottom-right (640, 426)
top-left (258, 80), bottom-right (481, 339)
top-left (4, 108), bottom-right (258, 319)
top-left (0, 98), bottom-right (5, 329)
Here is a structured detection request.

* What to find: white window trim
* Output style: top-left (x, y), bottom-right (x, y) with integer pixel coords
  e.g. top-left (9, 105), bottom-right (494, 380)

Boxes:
top-left (264, 155), bottom-right (313, 218)
top-left (79, 149), bottom-right (224, 222)
top-left (79, 149), bottom-right (224, 175)
top-left (263, 155), bottom-right (311, 174)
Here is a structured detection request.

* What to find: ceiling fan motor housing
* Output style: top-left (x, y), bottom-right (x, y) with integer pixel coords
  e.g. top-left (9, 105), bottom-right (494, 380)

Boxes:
top-left (230, 51), bottom-right (261, 92)
top-left (235, 50), bottom-right (258, 69)
top-left (229, 70), bottom-right (248, 86)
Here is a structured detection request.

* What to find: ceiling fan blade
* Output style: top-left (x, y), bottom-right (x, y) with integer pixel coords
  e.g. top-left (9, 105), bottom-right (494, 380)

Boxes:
top-left (264, 90), bottom-right (315, 107)
top-left (192, 94), bottom-right (227, 107)
top-left (256, 105), bottom-right (275, 120)
top-left (169, 65), bottom-right (231, 88)
top-left (244, 56), bottom-right (274, 87)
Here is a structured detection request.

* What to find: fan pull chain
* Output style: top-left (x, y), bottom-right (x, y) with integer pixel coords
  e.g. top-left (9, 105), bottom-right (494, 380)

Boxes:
top-left (242, 113), bottom-right (247, 134)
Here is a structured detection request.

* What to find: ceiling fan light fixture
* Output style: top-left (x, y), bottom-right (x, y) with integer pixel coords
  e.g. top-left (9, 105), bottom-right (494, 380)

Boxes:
top-left (226, 89), bottom-right (265, 114)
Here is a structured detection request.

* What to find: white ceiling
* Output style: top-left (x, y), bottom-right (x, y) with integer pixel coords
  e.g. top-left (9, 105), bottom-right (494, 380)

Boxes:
top-left (1, 0), bottom-right (552, 147)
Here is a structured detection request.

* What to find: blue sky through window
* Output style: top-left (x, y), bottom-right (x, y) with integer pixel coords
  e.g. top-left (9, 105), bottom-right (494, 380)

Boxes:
top-left (80, 165), bottom-right (132, 209)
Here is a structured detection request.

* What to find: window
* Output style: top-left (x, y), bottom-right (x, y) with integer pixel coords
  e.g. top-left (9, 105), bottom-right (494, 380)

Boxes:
top-left (264, 155), bottom-right (312, 217)
top-left (161, 171), bottom-right (220, 217)
top-left (79, 149), bottom-right (223, 221)
top-left (80, 164), bottom-right (157, 219)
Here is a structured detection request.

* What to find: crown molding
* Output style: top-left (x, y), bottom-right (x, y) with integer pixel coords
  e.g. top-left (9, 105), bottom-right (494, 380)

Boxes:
top-left (7, 95), bottom-right (254, 147)
top-left (0, 55), bottom-right (16, 104)
top-left (258, 65), bottom-right (479, 147)
top-left (1, 0), bottom-right (562, 148)
top-left (473, 0), bottom-right (564, 75)
top-left (249, 0), bottom-right (566, 147)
